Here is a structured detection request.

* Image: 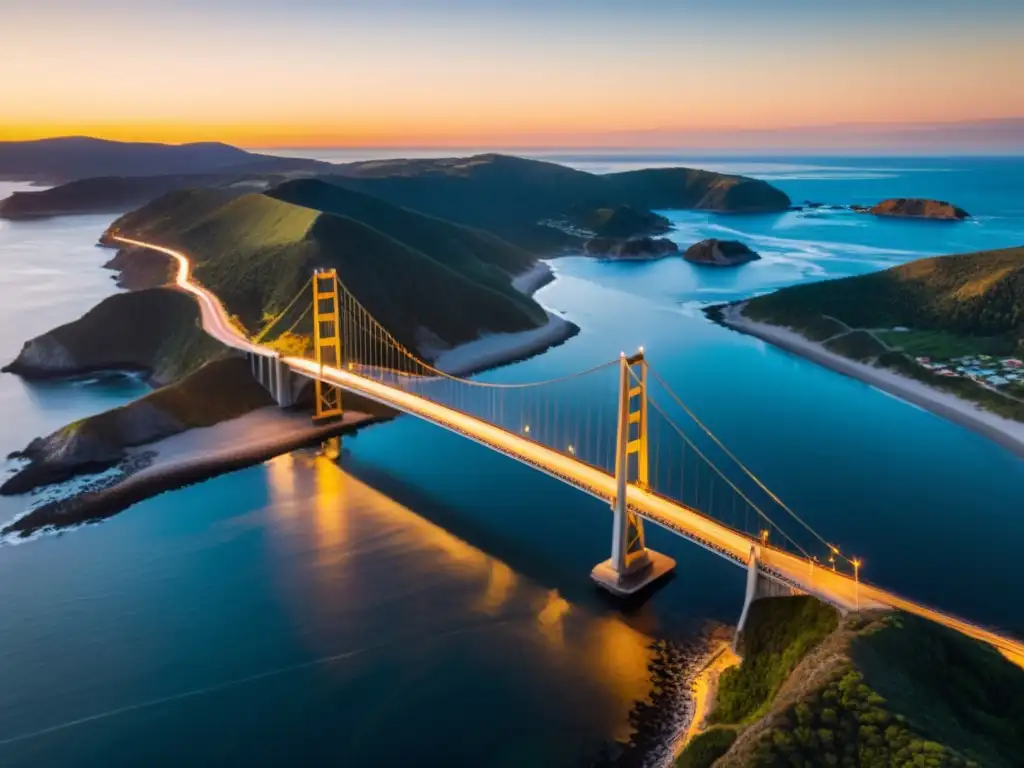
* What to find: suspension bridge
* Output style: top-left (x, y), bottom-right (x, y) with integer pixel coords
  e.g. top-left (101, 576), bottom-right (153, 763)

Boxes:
top-left (113, 235), bottom-right (1024, 665)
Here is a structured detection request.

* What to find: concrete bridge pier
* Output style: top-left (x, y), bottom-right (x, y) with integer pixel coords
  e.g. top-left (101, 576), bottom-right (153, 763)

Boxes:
top-left (248, 351), bottom-right (297, 408)
top-left (733, 545), bottom-right (799, 651)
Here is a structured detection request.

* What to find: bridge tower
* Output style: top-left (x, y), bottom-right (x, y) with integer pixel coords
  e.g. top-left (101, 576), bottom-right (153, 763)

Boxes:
top-left (592, 350), bottom-right (675, 596)
top-left (312, 268), bottom-right (344, 420)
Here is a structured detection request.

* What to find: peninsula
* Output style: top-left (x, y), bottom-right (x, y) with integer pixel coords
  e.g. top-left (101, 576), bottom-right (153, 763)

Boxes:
top-left (709, 245), bottom-right (1024, 456)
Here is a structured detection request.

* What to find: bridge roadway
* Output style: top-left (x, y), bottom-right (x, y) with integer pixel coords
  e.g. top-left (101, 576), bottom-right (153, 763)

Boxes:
top-left (113, 236), bottom-right (1024, 667)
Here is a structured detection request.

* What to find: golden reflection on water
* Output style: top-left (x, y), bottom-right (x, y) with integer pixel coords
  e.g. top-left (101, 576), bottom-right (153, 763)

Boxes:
top-left (266, 450), bottom-right (655, 737)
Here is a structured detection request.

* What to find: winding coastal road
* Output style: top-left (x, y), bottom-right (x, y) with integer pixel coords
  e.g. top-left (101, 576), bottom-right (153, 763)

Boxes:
top-left (113, 235), bottom-right (1024, 667)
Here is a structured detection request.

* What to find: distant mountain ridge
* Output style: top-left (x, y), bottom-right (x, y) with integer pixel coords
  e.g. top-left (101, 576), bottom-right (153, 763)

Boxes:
top-left (0, 136), bottom-right (328, 184)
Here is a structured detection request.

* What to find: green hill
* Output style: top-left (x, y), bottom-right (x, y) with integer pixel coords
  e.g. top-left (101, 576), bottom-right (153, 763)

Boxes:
top-left (679, 598), bottom-right (1024, 768)
top-left (326, 153), bottom-right (791, 249)
top-left (739, 246), bottom-right (1024, 420)
top-left (107, 181), bottom-right (548, 356)
top-left (2, 287), bottom-right (225, 384)
top-left (744, 246), bottom-right (1024, 344)
top-left (566, 204), bottom-right (671, 239)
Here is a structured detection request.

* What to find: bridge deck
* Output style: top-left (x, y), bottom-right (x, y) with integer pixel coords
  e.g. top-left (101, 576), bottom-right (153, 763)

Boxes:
top-left (113, 235), bottom-right (1024, 668)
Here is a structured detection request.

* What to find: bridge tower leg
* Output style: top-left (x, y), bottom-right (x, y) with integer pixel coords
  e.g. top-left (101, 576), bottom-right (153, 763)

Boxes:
top-left (312, 269), bottom-right (344, 421)
top-left (733, 545), bottom-right (801, 652)
top-left (591, 350), bottom-right (675, 596)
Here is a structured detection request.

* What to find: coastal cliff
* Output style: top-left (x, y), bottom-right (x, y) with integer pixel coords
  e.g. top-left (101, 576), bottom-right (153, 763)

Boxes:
top-left (2, 287), bottom-right (225, 384)
top-left (1, 357), bottom-right (272, 496)
top-left (678, 597), bottom-right (1024, 767)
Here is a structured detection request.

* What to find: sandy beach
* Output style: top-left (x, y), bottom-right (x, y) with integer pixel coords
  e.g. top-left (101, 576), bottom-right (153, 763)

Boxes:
top-left (720, 303), bottom-right (1024, 459)
top-left (431, 260), bottom-right (578, 376)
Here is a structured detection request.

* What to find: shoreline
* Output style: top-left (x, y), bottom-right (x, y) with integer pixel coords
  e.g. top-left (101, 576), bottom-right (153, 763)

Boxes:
top-left (428, 260), bottom-right (580, 377)
top-left (2, 409), bottom-right (386, 539)
top-left (2, 258), bottom-right (582, 538)
top-left (672, 640), bottom-right (740, 760)
top-left (716, 302), bottom-right (1024, 460)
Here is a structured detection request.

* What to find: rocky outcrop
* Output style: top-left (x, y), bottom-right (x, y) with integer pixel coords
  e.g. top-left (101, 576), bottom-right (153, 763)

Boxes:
top-left (868, 198), bottom-right (970, 220)
top-left (1, 357), bottom-right (274, 496)
top-left (1, 401), bottom-right (184, 494)
top-left (683, 238), bottom-right (760, 267)
top-left (584, 236), bottom-right (679, 260)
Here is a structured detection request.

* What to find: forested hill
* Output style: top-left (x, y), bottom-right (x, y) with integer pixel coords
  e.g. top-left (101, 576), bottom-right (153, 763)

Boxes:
top-left (106, 180), bottom-right (549, 357)
top-left (324, 153), bottom-right (792, 249)
top-left (678, 598), bottom-right (1024, 767)
top-left (744, 246), bottom-right (1024, 349)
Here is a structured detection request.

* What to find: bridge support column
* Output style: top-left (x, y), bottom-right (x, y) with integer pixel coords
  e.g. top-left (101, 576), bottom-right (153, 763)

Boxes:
top-left (272, 353), bottom-right (295, 408)
top-left (592, 350), bottom-right (675, 596)
top-left (733, 545), bottom-right (799, 652)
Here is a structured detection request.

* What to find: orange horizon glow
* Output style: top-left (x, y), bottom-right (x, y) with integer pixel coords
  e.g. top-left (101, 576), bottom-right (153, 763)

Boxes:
top-left (4, 3), bottom-right (1023, 150)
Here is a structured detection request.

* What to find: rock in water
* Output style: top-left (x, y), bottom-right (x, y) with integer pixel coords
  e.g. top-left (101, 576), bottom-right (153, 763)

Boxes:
top-left (868, 198), bottom-right (970, 220)
top-left (683, 238), bottom-right (760, 267)
top-left (584, 236), bottom-right (679, 260)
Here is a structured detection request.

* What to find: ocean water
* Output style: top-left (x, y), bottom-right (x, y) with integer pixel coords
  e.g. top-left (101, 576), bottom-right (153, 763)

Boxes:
top-left (1, 157), bottom-right (1023, 767)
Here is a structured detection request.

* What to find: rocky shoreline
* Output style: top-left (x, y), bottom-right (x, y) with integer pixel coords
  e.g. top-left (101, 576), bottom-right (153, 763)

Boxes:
top-left (1, 256), bottom-right (581, 538)
top-left (584, 624), bottom-right (734, 768)
top-left (2, 410), bottom-right (386, 539)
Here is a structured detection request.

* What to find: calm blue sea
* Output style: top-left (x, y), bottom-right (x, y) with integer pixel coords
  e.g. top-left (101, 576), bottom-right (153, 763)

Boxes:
top-left (0, 157), bottom-right (1023, 767)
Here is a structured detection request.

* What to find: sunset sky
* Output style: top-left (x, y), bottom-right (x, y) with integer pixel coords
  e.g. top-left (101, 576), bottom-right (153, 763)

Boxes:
top-left (3, 0), bottom-right (1023, 148)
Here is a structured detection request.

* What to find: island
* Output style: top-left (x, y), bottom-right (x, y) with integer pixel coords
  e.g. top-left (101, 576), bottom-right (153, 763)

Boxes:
top-left (676, 596), bottom-right (1024, 767)
top-left (684, 239), bottom-right (760, 267)
top-left (867, 198), bottom-right (970, 221)
top-left (707, 245), bottom-right (1024, 456)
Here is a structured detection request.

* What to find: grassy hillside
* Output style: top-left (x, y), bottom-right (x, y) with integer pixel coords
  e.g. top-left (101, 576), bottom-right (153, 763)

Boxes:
top-left (744, 246), bottom-right (1024, 345)
top-left (3, 287), bottom-right (225, 384)
top-left (741, 246), bottom-right (1024, 420)
top-left (713, 597), bottom-right (839, 724)
top-left (327, 153), bottom-right (791, 249)
top-left (108, 181), bottom-right (548, 357)
top-left (678, 599), bottom-right (1024, 768)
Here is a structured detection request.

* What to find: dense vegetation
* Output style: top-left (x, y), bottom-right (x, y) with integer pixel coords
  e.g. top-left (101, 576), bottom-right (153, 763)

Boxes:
top-left (679, 599), bottom-right (1024, 767)
top-left (740, 246), bottom-right (1024, 419)
top-left (744, 246), bottom-right (1024, 348)
top-left (108, 180), bottom-right (548, 358)
top-left (566, 204), bottom-right (671, 239)
top-left (712, 597), bottom-right (839, 724)
top-left (325, 153), bottom-right (791, 249)
top-left (676, 728), bottom-right (737, 768)
top-left (738, 613), bottom-right (1024, 767)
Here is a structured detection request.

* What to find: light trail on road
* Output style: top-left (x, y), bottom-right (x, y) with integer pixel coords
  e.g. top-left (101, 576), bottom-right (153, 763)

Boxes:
top-left (112, 235), bottom-right (1024, 667)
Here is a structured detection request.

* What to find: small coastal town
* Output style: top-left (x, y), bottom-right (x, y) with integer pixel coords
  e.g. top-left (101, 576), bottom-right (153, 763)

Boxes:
top-left (915, 353), bottom-right (1024, 392)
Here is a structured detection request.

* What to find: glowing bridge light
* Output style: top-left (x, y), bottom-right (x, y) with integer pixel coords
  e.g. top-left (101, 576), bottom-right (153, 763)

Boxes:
top-left (567, 444), bottom-right (575, 455)
top-left (107, 235), bottom-right (1024, 669)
